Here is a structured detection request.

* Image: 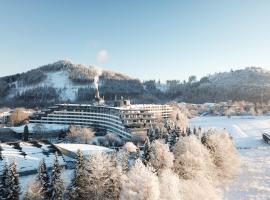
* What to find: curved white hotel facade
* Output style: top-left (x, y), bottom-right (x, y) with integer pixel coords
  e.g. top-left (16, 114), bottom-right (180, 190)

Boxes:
top-left (30, 102), bottom-right (173, 139)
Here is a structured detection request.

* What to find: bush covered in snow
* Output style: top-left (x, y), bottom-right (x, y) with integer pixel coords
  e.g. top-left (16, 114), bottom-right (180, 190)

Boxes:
top-left (123, 142), bottom-right (138, 153)
top-left (149, 140), bottom-right (174, 171)
top-left (158, 169), bottom-right (181, 200)
top-left (202, 130), bottom-right (240, 183)
top-left (120, 160), bottom-right (160, 200)
top-left (179, 176), bottom-right (222, 200)
top-left (173, 135), bottom-right (216, 181)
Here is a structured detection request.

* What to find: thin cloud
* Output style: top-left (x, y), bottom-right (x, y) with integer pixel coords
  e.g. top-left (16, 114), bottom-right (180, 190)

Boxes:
top-left (96, 50), bottom-right (109, 64)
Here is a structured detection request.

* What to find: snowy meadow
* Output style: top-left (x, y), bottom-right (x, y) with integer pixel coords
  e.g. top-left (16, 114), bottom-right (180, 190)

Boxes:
top-left (191, 116), bottom-right (270, 199)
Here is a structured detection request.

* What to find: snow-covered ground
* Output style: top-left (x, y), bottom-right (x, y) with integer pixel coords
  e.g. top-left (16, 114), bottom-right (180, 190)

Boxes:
top-left (190, 116), bottom-right (270, 200)
top-left (0, 141), bottom-right (65, 173)
top-left (10, 123), bottom-right (69, 133)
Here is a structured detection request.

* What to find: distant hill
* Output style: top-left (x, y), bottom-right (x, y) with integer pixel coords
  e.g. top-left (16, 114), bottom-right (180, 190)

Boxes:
top-left (1, 62), bottom-right (270, 107)
top-left (0, 60), bottom-right (144, 107)
top-left (166, 67), bottom-right (270, 103)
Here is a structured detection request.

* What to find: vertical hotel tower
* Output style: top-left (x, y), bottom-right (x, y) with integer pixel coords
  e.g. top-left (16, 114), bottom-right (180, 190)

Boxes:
top-left (30, 89), bottom-right (173, 139)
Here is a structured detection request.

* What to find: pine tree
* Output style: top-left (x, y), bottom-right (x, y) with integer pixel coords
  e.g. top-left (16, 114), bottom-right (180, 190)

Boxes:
top-left (7, 161), bottom-right (21, 200)
top-left (0, 162), bottom-right (9, 199)
top-left (121, 150), bottom-right (129, 173)
top-left (186, 127), bottom-right (192, 136)
top-left (148, 127), bottom-right (156, 142)
top-left (38, 159), bottom-right (51, 199)
top-left (23, 125), bottom-right (29, 141)
top-left (51, 153), bottom-right (64, 200)
top-left (176, 113), bottom-right (180, 121)
top-left (143, 137), bottom-right (151, 165)
top-left (168, 131), bottom-right (178, 150)
top-left (193, 127), bottom-right (197, 135)
top-left (68, 150), bottom-right (87, 200)
top-left (0, 145), bottom-right (3, 161)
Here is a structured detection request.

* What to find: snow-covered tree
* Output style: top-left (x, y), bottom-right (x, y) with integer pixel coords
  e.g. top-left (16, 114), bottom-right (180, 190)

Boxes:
top-left (0, 162), bottom-right (10, 199)
top-left (67, 126), bottom-right (95, 144)
top-left (51, 153), bottom-right (64, 200)
top-left (179, 176), bottom-right (222, 200)
top-left (24, 181), bottom-right (43, 200)
top-left (86, 153), bottom-right (122, 200)
top-left (68, 150), bottom-right (88, 200)
top-left (158, 169), bottom-right (181, 200)
top-left (149, 140), bottom-right (174, 171)
top-left (202, 129), bottom-right (240, 183)
top-left (7, 161), bottom-right (21, 200)
top-left (118, 149), bottom-right (130, 173)
top-left (169, 103), bottom-right (188, 132)
top-left (105, 132), bottom-right (122, 147)
top-left (142, 137), bottom-right (151, 165)
top-left (168, 131), bottom-right (178, 150)
top-left (37, 159), bottom-right (51, 199)
top-left (123, 142), bottom-right (137, 153)
top-left (120, 160), bottom-right (160, 200)
top-left (173, 135), bottom-right (216, 181)
top-left (148, 126), bottom-right (157, 142)
top-left (80, 127), bottom-right (95, 144)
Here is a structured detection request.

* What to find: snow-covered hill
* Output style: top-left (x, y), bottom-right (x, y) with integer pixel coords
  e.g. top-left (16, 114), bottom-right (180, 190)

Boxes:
top-left (171, 67), bottom-right (270, 103)
top-left (209, 67), bottom-right (270, 87)
top-left (0, 60), bottom-right (142, 107)
top-left (1, 62), bottom-right (270, 107)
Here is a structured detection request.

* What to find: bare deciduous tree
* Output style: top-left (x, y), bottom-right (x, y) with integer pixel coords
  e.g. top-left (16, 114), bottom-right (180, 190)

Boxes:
top-left (10, 108), bottom-right (29, 125)
top-left (67, 126), bottom-right (95, 144)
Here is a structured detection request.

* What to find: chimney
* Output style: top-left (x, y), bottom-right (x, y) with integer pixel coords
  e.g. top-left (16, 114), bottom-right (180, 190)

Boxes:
top-left (95, 88), bottom-right (100, 99)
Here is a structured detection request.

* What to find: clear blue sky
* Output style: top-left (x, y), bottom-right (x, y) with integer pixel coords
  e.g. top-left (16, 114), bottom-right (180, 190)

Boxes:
top-left (0, 0), bottom-right (270, 81)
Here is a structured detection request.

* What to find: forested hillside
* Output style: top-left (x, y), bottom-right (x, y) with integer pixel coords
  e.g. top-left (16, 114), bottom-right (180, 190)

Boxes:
top-left (0, 61), bottom-right (269, 108)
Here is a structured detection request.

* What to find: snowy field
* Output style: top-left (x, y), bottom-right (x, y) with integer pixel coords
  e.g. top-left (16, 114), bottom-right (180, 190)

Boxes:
top-left (190, 116), bottom-right (270, 200)
top-left (10, 123), bottom-right (69, 134)
top-left (0, 141), bottom-right (65, 174)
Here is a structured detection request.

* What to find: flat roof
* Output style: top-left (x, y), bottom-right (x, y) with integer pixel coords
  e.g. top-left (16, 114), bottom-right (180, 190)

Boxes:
top-left (55, 143), bottom-right (113, 155)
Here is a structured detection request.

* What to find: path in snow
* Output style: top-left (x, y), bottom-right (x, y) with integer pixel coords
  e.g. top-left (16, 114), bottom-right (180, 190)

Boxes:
top-left (190, 116), bottom-right (270, 200)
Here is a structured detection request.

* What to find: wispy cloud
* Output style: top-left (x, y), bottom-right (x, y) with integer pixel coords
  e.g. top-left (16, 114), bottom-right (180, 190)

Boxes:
top-left (96, 49), bottom-right (109, 64)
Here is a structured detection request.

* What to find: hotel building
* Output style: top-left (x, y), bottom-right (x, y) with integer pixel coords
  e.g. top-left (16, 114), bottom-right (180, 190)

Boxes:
top-left (30, 89), bottom-right (173, 139)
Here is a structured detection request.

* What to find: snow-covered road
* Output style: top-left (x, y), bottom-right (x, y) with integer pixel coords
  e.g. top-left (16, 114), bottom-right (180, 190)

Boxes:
top-left (190, 116), bottom-right (270, 200)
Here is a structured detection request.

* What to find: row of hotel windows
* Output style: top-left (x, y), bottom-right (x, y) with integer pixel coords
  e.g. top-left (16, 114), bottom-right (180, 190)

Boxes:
top-left (35, 119), bottom-right (131, 138)
top-left (41, 117), bottom-right (126, 130)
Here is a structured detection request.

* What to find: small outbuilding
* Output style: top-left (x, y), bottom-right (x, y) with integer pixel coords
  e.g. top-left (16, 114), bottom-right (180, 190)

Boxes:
top-left (54, 143), bottom-right (113, 159)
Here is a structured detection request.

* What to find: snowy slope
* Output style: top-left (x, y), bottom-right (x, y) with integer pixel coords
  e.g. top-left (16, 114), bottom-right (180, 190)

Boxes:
top-left (11, 71), bottom-right (94, 101)
top-left (1, 60), bottom-right (137, 104)
top-left (0, 141), bottom-right (65, 173)
top-left (191, 116), bottom-right (270, 199)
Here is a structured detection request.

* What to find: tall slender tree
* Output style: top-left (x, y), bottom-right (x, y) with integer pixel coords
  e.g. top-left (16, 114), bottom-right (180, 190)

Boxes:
top-left (23, 125), bottom-right (29, 141)
top-left (143, 137), bottom-right (151, 165)
top-left (7, 161), bottom-right (21, 200)
top-left (0, 162), bottom-right (9, 199)
top-left (51, 153), bottom-right (64, 200)
top-left (68, 150), bottom-right (87, 200)
top-left (38, 159), bottom-right (51, 199)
